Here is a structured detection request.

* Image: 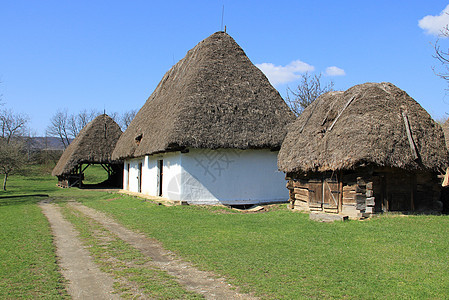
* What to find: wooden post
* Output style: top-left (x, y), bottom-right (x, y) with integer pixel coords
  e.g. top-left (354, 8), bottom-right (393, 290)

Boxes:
top-left (338, 171), bottom-right (343, 213)
top-left (79, 164), bottom-right (82, 188)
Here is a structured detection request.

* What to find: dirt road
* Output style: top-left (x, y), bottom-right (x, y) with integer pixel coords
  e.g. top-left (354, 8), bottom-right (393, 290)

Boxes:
top-left (40, 200), bottom-right (257, 299)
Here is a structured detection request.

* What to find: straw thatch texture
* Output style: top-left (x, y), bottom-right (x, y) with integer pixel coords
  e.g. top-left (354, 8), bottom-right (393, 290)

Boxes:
top-left (442, 119), bottom-right (449, 149)
top-left (52, 114), bottom-right (122, 176)
top-left (278, 82), bottom-right (449, 173)
top-left (112, 31), bottom-right (295, 160)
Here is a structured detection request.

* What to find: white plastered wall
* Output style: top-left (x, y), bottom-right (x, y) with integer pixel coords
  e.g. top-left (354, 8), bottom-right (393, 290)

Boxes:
top-left (124, 158), bottom-right (144, 193)
top-left (124, 149), bottom-right (288, 205)
top-left (180, 149), bottom-right (287, 204)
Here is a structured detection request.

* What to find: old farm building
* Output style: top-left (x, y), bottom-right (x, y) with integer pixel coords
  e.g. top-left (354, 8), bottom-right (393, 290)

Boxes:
top-left (112, 31), bottom-right (295, 205)
top-left (52, 114), bottom-right (123, 187)
top-left (278, 82), bottom-right (448, 218)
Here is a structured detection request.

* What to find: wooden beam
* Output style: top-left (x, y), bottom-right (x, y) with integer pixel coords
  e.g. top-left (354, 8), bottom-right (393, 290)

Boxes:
top-left (402, 111), bottom-right (419, 160)
top-left (327, 96), bottom-right (355, 132)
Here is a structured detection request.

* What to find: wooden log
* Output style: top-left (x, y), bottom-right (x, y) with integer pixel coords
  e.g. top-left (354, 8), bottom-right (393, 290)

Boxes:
top-left (365, 206), bottom-right (374, 214)
top-left (343, 185), bottom-right (357, 192)
top-left (355, 194), bottom-right (366, 201)
top-left (402, 111), bottom-right (419, 160)
top-left (294, 194), bottom-right (309, 202)
top-left (366, 197), bottom-right (375, 206)
top-left (293, 181), bottom-right (308, 188)
top-left (327, 96), bottom-right (355, 132)
top-left (356, 202), bottom-right (366, 210)
top-left (294, 188), bottom-right (309, 197)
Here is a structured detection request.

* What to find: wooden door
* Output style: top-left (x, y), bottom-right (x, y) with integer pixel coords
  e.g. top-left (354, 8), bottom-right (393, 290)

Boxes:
top-left (308, 179), bottom-right (323, 209)
top-left (138, 163), bottom-right (142, 193)
top-left (323, 177), bottom-right (339, 210)
top-left (307, 175), bottom-right (340, 212)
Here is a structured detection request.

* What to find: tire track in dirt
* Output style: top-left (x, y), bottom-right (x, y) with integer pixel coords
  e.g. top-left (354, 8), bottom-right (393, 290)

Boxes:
top-left (39, 200), bottom-right (120, 300)
top-left (68, 201), bottom-right (258, 300)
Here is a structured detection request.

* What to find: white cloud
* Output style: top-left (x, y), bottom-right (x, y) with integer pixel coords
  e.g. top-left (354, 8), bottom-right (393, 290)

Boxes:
top-left (325, 66), bottom-right (346, 76)
top-left (256, 60), bottom-right (314, 86)
top-left (418, 5), bottom-right (449, 36)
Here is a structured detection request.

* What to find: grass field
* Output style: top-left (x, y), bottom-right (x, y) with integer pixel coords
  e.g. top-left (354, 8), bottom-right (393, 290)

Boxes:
top-left (0, 165), bottom-right (69, 299)
top-left (2, 164), bottom-right (449, 298)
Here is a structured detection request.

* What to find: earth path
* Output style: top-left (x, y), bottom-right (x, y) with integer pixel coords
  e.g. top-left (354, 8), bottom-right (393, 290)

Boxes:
top-left (39, 200), bottom-right (120, 299)
top-left (68, 201), bottom-right (257, 300)
top-left (42, 198), bottom-right (257, 299)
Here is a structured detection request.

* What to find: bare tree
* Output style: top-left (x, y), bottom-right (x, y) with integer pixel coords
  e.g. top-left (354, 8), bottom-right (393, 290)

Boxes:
top-left (68, 109), bottom-right (99, 137)
top-left (47, 110), bottom-right (71, 149)
top-left (434, 25), bottom-right (449, 86)
top-left (0, 109), bottom-right (29, 143)
top-left (0, 139), bottom-right (24, 190)
top-left (120, 109), bottom-right (137, 130)
top-left (0, 108), bottom-right (29, 190)
top-left (286, 73), bottom-right (334, 116)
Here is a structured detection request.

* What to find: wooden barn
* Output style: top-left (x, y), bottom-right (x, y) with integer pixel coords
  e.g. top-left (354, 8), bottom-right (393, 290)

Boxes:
top-left (278, 82), bottom-right (449, 218)
top-left (52, 114), bottom-right (123, 187)
top-left (112, 31), bottom-right (295, 205)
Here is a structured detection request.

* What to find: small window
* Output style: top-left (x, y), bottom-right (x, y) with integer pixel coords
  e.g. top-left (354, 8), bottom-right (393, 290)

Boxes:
top-left (135, 134), bottom-right (143, 146)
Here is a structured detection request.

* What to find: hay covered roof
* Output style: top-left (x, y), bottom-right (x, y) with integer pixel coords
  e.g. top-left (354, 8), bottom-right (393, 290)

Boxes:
top-left (52, 114), bottom-right (122, 176)
top-left (112, 31), bottom-right (295, 160)
top-left (442, 118), bottom-right (449, 150)
top-left (278, 82), bottom-right (449, 173)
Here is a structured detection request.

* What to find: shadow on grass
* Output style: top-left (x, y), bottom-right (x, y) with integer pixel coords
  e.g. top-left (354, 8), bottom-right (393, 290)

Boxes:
top-left (0, 194), bottom-right (49, 206)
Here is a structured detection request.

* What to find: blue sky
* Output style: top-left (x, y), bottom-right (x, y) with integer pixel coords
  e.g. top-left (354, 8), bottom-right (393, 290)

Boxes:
top-left (1, 1), bottom-right (449, 135)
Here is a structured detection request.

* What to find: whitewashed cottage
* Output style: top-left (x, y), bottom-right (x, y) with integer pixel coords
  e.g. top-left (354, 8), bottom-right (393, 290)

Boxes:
top-left (112, 31), bottom-right (295, 205)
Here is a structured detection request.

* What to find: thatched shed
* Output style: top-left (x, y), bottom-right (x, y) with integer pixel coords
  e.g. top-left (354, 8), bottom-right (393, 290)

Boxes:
top-left (52, 114), bottom-right (123, 187)
top-left (112, 31), bottom-right (295, 204)
top-left (278, 82), bottom-right (448, 217)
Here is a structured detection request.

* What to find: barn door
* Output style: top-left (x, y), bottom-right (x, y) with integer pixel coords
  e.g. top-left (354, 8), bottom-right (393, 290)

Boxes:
top-left (323, 176), bottom-right (339, 212)
top-left (307, 175), bottom-right (340, 212)
top-left (308, 179), bottom-right (323, 210)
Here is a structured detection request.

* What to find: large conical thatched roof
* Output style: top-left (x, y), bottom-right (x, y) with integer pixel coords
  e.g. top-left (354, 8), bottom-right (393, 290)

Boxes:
top-left (278, 82), bottom-right (449, 173)
top-left (112, 31), bottom-right (295, 160)
top-left (52, 114), bottom-right (123, 176)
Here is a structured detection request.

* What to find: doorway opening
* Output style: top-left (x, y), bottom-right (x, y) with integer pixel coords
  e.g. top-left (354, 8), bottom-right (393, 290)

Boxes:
top-left (157, 160), bottom-right (163, 197)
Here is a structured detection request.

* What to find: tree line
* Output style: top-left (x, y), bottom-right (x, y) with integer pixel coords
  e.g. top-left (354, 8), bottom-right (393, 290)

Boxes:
top-left (0, 73), bottom-right (335, 191)
top-left (0, 103), bottom-right (137, 190)
top-left (47, 109), bottom-right (137, 149)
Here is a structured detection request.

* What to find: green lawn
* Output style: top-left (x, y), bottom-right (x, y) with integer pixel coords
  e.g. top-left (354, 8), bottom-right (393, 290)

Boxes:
top-left (0, 167), bottom-right (69, 299)
top-left (2, 165), bottom-right (449, 298)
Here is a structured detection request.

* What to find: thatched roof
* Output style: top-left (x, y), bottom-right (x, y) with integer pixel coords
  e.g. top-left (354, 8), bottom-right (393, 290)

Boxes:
top-left (112, 31), bottom-right (295, 160)
top-left (278, 82), bottom-right (449, 173)
top-left (52, 114), bottom-right (122, 176)
top-left (442, 119), bottom-right (449, 149)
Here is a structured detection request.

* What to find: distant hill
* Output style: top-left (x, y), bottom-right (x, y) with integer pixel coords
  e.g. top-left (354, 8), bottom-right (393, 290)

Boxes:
top-left (29, 137), bottom-right (73, 150)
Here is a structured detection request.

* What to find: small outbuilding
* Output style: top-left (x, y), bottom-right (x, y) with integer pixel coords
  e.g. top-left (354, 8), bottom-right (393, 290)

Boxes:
top-left (52, 114), bottom-right (123, 187)
top-left (278, 82), bottom-right (448, 218)
top-left (112, 31), bottom-right (295, 205)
